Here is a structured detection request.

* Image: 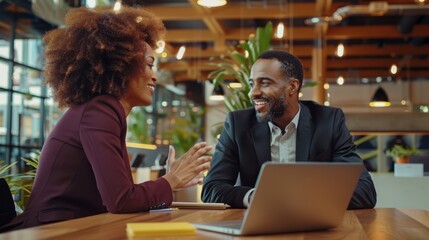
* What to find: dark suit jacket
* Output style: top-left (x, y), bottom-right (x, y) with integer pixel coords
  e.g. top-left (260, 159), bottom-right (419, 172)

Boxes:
top-left (1, 95), bottom-right (172, 232)
top-left (202, 101), bottom-right (377, 209)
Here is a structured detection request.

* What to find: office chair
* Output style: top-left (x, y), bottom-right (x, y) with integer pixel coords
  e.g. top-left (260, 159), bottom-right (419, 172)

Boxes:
top-left (0, 178), bottom-right (16, 227)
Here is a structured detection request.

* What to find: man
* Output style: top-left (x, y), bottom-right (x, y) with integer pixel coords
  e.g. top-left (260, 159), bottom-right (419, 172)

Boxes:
top-left (202, 50), bottom-right (376, 209)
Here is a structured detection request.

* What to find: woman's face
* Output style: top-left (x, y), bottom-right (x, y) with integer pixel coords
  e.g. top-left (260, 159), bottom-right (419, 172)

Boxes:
top-left (123, 42), bottom-right (157, 109)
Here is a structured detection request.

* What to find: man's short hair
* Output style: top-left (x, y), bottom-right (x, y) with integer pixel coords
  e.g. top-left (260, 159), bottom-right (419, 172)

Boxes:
top-left (257, 51), bottom-right (303, 90)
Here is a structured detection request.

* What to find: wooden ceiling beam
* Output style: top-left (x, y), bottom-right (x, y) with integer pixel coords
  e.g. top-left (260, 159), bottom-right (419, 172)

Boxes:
top-left (158, 58), bottom-right (429, 73)
top-left (327, 25), bottom-right (429, 39)
top-left (325, 69), bottom-right (429, 79)
top-left (171, 68), bottom-right (429, 82)
top-left (146, 3), bottom-right (327, 20)
top-left (165, 25), bottom-right (429, 43)
top-left (156, 44), bottom-right (429, 59)
top-left (187, 0), bottom-right (226, 52)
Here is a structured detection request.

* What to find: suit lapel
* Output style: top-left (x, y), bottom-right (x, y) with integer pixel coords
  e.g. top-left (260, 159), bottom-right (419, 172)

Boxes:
top-left (296, 102), bottom-right (314, 162)
top-left (251, 122), bottom-right (271, 165)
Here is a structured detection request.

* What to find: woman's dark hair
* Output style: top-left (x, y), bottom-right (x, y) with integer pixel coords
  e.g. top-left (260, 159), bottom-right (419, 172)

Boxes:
top-left (257, 50), bottom-right (304, 91)
top-left (44, 6), bottom-right (165, 108)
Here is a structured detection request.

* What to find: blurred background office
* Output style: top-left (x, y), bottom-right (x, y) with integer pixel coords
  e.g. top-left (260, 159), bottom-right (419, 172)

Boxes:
top-left (0, 0), bottom-right (428, 208)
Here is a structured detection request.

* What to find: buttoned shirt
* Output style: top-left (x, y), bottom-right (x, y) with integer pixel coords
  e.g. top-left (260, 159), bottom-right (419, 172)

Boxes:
top-left (243, 107), bottom-right (301, 207)
top-left (268, 107), bottom-right (300, 163)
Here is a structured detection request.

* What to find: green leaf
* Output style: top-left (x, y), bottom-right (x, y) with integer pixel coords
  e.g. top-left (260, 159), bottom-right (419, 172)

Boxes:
top-left (302, 81), bottom-right (320, 88)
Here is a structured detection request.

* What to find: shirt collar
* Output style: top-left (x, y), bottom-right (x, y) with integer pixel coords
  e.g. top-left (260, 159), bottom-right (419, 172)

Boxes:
top-left (268, 105), bottom-right (301, 133)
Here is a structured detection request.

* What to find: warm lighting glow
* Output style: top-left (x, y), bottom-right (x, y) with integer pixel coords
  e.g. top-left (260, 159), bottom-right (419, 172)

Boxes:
top-left (376, 76), bottom-right (382, 83)
top-left (86, 0), bottom-right (96, 8)
top-left (161, 52), bottom-right (168, 58)
top-left (298, 92), bottom-right (303, 98)
top-left (369, 101), bottom-right (391, 107)
top-left (176, 45), bottom-right (186, 60)
top-left (197, 0), bottom-right (227, 7)
top-left (229, 82), bottom-right (242, 88)
top-left (415, 0), bottom-right (427, 5)
top-left (155, 40), bottom-right (165, 54)
top-left (324, 101), bottom-right (330, 106)
top-left (275, 22), bottom-right (285, 39)
top-left (323, 83), bottom-right (330, 90)
top-left (209, 95), bottom-right (225, 101)
top-left (113, 0), bottom-right (122, 11)
top-left (336, 43), bottom-right (345, 57)
top-left (126, 142), bottom-right (157, 150)
top-left (244, 50), bottom-right (249, 58)
top-left (390, 64), bottom-right (398, 75)
top-left (401, 100), bottom-right (407, 105)
top-left (337, 76), bottom-right (344, 85)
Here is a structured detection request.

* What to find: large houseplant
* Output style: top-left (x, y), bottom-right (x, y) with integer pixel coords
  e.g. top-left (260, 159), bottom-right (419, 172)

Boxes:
top-left (0, 152), bottom-right (39, 212)
top-left (208, 21), bottom-right (318, 112)
top-left (208, 22), bottom-right (273, 112)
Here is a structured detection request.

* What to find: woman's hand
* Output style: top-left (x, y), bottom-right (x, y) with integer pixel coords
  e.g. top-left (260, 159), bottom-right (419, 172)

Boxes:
top-left (163, 142), bottom-right (212, 191)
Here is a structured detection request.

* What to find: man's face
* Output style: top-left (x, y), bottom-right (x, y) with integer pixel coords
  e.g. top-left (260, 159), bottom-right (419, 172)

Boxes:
top-left (248, 58), bottom-right (290, 123)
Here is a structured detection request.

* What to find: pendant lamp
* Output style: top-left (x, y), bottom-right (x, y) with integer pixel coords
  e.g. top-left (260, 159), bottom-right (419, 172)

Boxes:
top-left (369, 86), bottom-right (391, 107)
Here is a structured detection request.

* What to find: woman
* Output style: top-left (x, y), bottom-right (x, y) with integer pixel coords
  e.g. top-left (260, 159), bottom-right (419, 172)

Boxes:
top-left (0, 6), bottom-right (211, 231)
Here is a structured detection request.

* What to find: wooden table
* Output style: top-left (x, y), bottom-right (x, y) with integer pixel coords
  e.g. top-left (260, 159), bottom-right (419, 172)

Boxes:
top-left (1, 208), bottom-right (429, 239)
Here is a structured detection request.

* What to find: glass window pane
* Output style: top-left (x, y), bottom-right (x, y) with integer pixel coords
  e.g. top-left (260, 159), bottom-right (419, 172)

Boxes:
top-left (7, 93), bottom-right (42, 147)
top-left (14, 39), bottom-right (44, 69)
top-left (13, 66), bottom-right (44, 96)
top-left (0, 60), bottom-right (10, 88)
top-left (0, 39), bottom-right (10, 59)
top-left (0, 91), bottom-right (8, 145)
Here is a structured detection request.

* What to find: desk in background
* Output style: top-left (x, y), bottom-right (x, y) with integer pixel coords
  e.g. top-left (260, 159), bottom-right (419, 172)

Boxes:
top-left (1, 208), bottom-right (428, 239)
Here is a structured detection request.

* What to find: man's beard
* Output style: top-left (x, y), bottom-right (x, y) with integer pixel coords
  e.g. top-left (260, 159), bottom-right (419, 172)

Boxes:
top-left (256, 93), bottom-right (287, 123)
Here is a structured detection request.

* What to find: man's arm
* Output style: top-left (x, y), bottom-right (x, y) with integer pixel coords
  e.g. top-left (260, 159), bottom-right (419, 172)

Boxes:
top-left (201, 113), bottom-right (252, 208)
top-left (332, 109), bottom-right (377, 209)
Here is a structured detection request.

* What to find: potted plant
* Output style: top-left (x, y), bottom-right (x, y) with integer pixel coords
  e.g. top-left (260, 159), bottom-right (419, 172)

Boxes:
top-left (386, 144), bottom-right (419, 164)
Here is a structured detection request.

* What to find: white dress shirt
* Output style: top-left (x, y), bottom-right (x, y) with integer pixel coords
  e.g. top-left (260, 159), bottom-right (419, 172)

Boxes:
top-left (243, 107), bottom-right (301, 207)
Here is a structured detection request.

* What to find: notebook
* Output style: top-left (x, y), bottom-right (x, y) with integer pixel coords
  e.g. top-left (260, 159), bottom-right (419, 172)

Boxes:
top-left (193, 162), bottom-right (362, 236)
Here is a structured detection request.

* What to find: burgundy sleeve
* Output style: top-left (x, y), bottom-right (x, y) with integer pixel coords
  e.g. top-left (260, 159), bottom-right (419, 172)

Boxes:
top-left (79, 96), bottom-right (173, 213)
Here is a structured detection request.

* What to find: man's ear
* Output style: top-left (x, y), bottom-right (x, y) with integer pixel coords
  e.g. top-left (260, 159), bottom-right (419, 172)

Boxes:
top-left (288, 79), bottom-right (299, 95)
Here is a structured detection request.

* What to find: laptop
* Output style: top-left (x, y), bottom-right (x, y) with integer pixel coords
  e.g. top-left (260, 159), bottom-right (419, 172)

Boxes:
top-left (193, 162), bottom-right (362, 236)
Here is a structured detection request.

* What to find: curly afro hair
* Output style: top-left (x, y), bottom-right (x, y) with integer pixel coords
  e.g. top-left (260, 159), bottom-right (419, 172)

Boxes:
top-left (43, 6), bottom-right (166, 108)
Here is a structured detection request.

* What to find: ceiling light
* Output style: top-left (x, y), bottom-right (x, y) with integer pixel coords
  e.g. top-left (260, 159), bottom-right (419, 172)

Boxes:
top-left (323, 83), bottom-right (330, 90)
top-left (113, 0), bottom-right (122, 12)
top-left (376, 76), bottom-right (382, 83)
top-left (86, 0), bottom-right (96, 8)
top-left (336, 43), bottom-right (344, 57)
top-left (155, 40), bottom-right (165, 54)
top-left (275, 22), bottom-right (285, 39)
top-left (229, 82), bottom-right (242, 89)
top-left (390, 64), bottom-right (398, 75)
top-left (337, 75), bottom-right (344, 85)
top-left (369, 87), bottom-right (391, 107)
top-left (176, 45), bottom-right (186, 60)
top-left (197, 0), bottom-right (227, 8)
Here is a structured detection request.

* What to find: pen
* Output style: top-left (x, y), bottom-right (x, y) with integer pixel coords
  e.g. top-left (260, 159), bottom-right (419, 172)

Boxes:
top-left (149, 208), bottom-right (179, 213)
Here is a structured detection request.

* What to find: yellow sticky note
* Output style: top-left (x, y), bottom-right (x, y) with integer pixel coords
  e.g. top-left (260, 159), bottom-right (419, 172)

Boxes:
top-left (126, 222), bottom-right (196, 237)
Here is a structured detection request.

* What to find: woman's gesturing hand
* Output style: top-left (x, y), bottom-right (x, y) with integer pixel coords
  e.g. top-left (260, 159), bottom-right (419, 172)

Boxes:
top-left (163, 142), bottom-right (212, 191)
